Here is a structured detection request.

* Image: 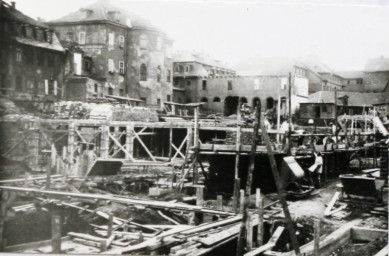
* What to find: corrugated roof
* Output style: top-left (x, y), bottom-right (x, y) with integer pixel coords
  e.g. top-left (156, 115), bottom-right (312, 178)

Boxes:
top-left (306, 91), bottom-right (387, 106)
top-left (48, 0), bottom-right (158, 31)
top-left (233, 56), bottom-right (306, 76)
top-left (364, 57), bottom-right (389, 72)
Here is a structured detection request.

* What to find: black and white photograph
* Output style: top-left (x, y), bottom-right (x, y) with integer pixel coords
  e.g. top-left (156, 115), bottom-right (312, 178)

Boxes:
top-left (0, 0), bottom-right (388, 255)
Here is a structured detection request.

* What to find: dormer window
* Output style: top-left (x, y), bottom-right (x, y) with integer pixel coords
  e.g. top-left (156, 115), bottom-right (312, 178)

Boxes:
top-left (80, 8), bottom-right (93, 19)
top-left (36, 28), bottom-right (43, 41)
top-left (108, 11), bottom-right (121, 21)
top-left (25, 26), bottom-right (33, 38)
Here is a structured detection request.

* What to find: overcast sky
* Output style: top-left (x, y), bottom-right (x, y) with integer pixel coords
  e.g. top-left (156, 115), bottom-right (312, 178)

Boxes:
top-left (12, 0), bottom-right (389, 71)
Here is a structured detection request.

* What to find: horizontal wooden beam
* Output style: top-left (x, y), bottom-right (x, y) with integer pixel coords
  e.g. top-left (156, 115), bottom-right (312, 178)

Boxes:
top-left (0, 186), bottom-right (235, 216)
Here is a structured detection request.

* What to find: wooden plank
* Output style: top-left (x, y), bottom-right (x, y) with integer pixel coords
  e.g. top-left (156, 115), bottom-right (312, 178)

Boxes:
top-left (313, 219), bottom-right (321, 256)
top-left (257, 198), bottom-right (264, 247)
top-left (199, 224), bottom-right (241, 246)
top-left (259, 112), bottom-right (301, 256)
top-left (324, 192), bottom-right (340, 216)
top-left (244, 227), bottom-right (284, 256)
top-left (0, 186), bottom-right (234, 216)
top-left (51, 213), bottom-right (62, 253)
top-left (351, 227), bottom-right (387, 241)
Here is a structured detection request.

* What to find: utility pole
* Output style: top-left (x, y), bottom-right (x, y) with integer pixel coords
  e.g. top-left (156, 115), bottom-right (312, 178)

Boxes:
top-left (334, 88), bottom-right (338, 144)
top-left (288, 72), bottom-right (292, 154)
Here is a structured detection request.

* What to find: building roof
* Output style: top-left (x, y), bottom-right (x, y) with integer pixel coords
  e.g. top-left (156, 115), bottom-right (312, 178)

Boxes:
top-left (306, 91), bottom-right (387, 107)
top-left (337, 71), bottom-right (365, 79)
top-left (233, 56), bottom-right (306, 76)
top-left (364, 57), bottom-right (389, 72)
top-left (1, 1), bottom-right (64, 52)
top-left (1, 1), bottom-right (49, 28)
top-left (48, 0), bottom-right (158, 31)
top-left (172, 51), bottom-right (234, 71)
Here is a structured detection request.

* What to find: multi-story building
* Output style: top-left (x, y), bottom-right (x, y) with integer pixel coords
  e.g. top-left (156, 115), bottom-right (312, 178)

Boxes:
top-left (0, 1), bottom-right (65, 106)
top-left (47, 0), bottom-right (173, 106)
top-left (172, 51), bottom-right (237, 104)
top-left (363, 56), bottom-right (389, 93)
top-left (338, 71), bottom-right (365, 92)
top-left (303, 56), bottom-right (343, 93)
top-left (177, 56), bottom-right (309, 117)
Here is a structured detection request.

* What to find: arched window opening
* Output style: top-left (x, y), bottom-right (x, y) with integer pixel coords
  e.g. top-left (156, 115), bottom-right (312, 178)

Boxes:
top-left (201, 97), bottom-right (208, 103)
top-left (139, 34), bottom-right (148, 49)
top-left (140, 63), bottom-right (147, 81)
top-left (213, 97), bottom-right (221, 102)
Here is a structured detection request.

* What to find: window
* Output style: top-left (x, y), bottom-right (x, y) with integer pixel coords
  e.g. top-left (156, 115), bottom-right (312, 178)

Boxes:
top-left (201, 97), bottom-right (208, 103)
top-left (167, 95), bottom-right (171, 102)
top-left (108, 87), bottom-right (113, 95)
top-left (140, 63), bottom-right (147, 81)
top-left (202, 80), bottom-right (207, 90)
top-left (186, 80), bottom-right (191, 86)
top-left (84, 59), bottom-right (91, 71)
top-left (139, 34), bottom-right (148, 49)
top-left (357, 79), bottom-right (363, 84)
top-left (16, 48), bottom-right (22, 63)
top-left (175, 65), bottom-right (180, 72)
top-left (156, 37), bottom-right (162, 51)
top-left (24, 49), bottom-right (33, 64)
top-left (213, 97), bottom-right (221, 102)
top-left (79, 32), bottom-right (86, 44)
top-left (66, 32), bottom-right (74, 41)
top-left (322, 106), bottom-right (327, 113)
top-left (108, 59), bottom-right (114, 73)
top-left (156, 66), bottom-right (162, 82)
top-left (157, 98), bottom-right (161, 105)
top-left (185, 66), bottom-right (189, 72)
top-left (347, 80), bottom-right (350, 85)
top-left (94, 83), bottom-right (98, 93)
top-left (167, 70), bottom-right (171, 82)
top-left (47, 53), bottom-right (54, 66)
top-left (108, 33), bottom-right (114, 46)
top-left (174, 80), bottom-right (179, 86)
top-left (119, 61), bottom-right (125, 74)
top-left (119, 36), bottom-right (125, 48)
top-left (15, 76), bottom-right (23, 91)
top-left (36, 50), bottom-right (44, 66)
top-left (140, 97), bottom-right (146, 103)
top-left (119, 89), bottom-right (124, 96)
top-left (228, 80), bottom-right (232, 90)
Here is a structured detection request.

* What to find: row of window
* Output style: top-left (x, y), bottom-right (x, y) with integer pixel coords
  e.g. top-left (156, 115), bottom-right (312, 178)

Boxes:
top-left (173, 79), bottom-right (233, 90)
top-left (74, 31), bottom-right (164, 52)
top-left (2, 21), bottom-right (53, 43)
top-left (0, 76), bottom-right (58, 96)
top-left (346, 79), bottom-right (363, 85)
top-left (15, 48), bottom-right (57, 67)
top-left (174, 64), bottom-right (235, 76)
top-left (107, 60), bottom-right (172, 82)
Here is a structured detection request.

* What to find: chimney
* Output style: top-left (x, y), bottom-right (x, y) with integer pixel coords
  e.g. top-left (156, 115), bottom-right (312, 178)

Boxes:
top-left (11, 1), bottom-right (15, 9)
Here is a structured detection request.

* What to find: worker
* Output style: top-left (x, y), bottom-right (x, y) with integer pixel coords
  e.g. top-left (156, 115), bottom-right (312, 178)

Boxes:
top-left (308, 152), bottom-right (323, 187)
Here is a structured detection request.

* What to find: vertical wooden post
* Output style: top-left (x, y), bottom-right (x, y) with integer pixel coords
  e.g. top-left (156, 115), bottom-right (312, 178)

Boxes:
top-left (288, 72), bottom-right (292, 155)
top-left (126, 124), bottom-right (134, 160)
top-left (239, 189), bottom-right (245, 214)
top-left (216, 195), bottom-right (223, 211)
top-left (260, 112), bottom-right (301, 256)
top-left (193, 106), bottom-right (200, 148)
top-left (101, 125), bottom-right (109, 159)
top-left (257, 198), bottom-right (264, 247)
top-left (255, 188), bottom-right (261, 208)
top-left (168, 127), bottom-right (173, 161)
top-left (51, 211), bottom-right (62, 253)
top-left (232, 178), bottom-right (240, 212)
top-left (68, 121), bottom-right (75, 163)
top-left (196, 186), bottom-right (204, 206)
top-left (107, 213), bottom-right (113, 237)
top-left (51, 143), bottom-right (56, 172)
top-left (0, 191), bottom-right (8, 251)
top-left (46, 160), bottom-right (52, 189)
top-left (245, 212), bottom-right (253, 252)
top-left (313, 219), bottom-right (321, 256)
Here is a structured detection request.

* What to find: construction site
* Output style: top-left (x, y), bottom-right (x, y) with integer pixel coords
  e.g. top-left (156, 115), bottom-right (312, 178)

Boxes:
top-left (1, 0), bottom-right (389, 255)
top-left (0, 96), bottom-right (388, 256)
